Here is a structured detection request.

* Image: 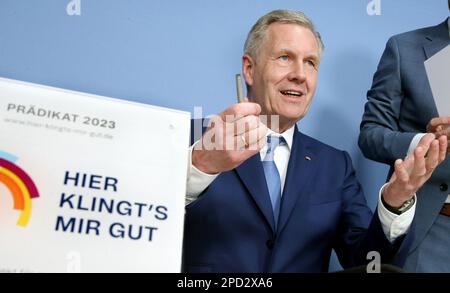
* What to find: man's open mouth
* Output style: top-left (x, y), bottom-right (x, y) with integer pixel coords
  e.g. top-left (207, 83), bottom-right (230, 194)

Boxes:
top-left (280, 90), bottom-right (304, 97)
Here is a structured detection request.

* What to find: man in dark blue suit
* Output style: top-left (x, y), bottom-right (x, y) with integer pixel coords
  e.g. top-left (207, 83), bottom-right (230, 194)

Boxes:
top-left (359, 5), bottom-right (450, 272)
top-left (183, 10), bottom-right (447, 273)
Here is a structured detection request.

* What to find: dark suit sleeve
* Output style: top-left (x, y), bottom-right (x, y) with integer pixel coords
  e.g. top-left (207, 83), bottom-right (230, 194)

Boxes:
top-left (358, 36), bottom-right (418, 165)
top-left (333, 151), bottom-right (413, 268)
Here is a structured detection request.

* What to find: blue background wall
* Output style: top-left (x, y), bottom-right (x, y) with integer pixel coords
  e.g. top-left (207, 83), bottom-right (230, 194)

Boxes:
top-left (0, 0), bottom-right (448, 271)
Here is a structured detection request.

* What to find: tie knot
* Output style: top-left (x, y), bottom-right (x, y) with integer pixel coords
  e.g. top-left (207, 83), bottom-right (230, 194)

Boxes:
top-left (267, 135), bottom-right (285, 150)
top-left (265, 135), bottom-right (285, 160)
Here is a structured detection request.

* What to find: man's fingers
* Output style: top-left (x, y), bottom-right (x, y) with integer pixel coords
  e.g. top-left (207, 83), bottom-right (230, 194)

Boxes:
top-left (438, 136), bottom-right (448, 162)
top-left (427, 117), bottom-right (450, 133)
top-left (388, 135), bottom-right (448, 206)
top-left (220, 102), bottom-right (261, 122)
top-left (417, 133), bottom-right (436, 150)
top-left (394, 159), bottom-right (409, 183)
top-left (239, 127), bottom-right (261, 149)
top-left (436, 125), bottom-right (450, 138)
top-left (424, 140), bottom-right (439, 174)
top-left (238, 121), bottom-right (268, 150)
top-left (411, 146), bottom-right (426, 177)
top-left (230, 115), bottom-right (261, 136)
top-left (248, 132), bottom-right (267, 151)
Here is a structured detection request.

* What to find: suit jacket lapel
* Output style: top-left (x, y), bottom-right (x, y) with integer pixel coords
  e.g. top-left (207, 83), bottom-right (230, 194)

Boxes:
top-left (423, 19), bottom-right (449, 60)
top-left (277, 127), bottom-right (317, 234)
top-left (235, 153), bottom-right (276, 232)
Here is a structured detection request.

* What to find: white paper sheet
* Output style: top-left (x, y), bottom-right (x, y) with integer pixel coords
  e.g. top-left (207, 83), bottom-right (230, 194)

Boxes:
top-left (425, 44), bottom-right (450, 116)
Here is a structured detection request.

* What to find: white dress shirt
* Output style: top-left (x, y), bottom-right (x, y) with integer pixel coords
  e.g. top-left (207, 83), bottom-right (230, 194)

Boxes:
top-left (186, 124), bottom-right (415, 243)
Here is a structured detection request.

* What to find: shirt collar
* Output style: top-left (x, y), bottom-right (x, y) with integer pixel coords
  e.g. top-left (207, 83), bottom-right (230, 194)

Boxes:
top-left (265, 124), bottom-right (295, 151)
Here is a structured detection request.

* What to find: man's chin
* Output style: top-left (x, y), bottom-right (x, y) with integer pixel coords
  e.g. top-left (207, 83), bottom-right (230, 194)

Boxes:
top-left (268, 114), bottom-right (302, 132)
top-left (281, 110), bottom-right (305, 121)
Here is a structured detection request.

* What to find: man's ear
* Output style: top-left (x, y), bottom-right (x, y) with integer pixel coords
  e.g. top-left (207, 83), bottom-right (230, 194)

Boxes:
top-left (242, 54), bottom-right (254, 88)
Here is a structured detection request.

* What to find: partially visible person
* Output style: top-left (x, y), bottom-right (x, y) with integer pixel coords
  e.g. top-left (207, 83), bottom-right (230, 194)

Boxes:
top-left (359, 3), bottom-right (450, 272)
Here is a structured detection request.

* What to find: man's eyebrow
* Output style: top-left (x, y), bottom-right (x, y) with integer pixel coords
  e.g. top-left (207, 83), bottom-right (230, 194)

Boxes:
top-left (306, 52), bottom-right (320, 62)
top-left (277, 48), bottom-right (293, 54)
top-left (276, 49), bottom-right (320, 60)
top-left (271, 47), bottom-right (320, 61)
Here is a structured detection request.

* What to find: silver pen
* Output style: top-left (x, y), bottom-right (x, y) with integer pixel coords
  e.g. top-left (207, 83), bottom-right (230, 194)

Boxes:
top-left (235, 74), bottom-right (244, 103)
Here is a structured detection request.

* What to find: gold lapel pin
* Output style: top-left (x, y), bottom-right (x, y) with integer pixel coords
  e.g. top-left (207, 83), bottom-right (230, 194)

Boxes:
top-left (305, 156), bottom-right (312, 161)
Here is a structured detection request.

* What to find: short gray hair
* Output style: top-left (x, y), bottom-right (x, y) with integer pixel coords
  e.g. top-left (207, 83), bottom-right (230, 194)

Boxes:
top-left (244, 10), bottom-right (324, 60)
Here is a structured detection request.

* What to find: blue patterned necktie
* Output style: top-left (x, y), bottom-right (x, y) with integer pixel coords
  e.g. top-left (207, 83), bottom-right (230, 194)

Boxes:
top-left (262, 135), bottom-right (285, 229)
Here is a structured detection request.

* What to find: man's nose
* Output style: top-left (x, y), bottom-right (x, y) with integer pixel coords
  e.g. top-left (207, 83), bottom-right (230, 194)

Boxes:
top-left (287, 61), bottom-right (306, 83)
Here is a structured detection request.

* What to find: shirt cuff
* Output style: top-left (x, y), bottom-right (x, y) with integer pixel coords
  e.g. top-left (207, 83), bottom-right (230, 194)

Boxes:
top-left (186, 140), bottom-right (220, 205)
top-left (407, 133), bottom-right (427, 156)
top-left (377, 183), bottom-right (416, 243)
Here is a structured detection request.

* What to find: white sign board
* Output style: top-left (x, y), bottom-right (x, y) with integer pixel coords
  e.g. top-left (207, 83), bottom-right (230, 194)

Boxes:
top-left (425, 44), bottom-right (450, 116)
top-left (0, 77), bottom-right (190, 272)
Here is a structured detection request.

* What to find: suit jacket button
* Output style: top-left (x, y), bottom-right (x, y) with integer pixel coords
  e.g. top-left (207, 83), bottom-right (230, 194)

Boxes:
top-left (440, 183), bottom-right (448, 192)
top-left (266, 239), bottom-right (275, 250)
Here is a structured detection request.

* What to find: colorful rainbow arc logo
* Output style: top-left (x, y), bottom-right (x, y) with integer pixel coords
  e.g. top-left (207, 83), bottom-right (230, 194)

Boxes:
top-left (0, 151), bottom-right (40, 227)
